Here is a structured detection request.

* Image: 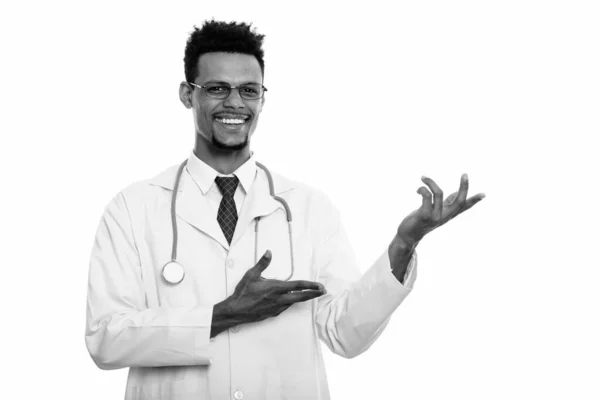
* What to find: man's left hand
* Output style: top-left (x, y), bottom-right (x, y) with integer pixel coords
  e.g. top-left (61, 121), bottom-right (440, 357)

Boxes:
top-left (395, 173), bottom-right (485, 249)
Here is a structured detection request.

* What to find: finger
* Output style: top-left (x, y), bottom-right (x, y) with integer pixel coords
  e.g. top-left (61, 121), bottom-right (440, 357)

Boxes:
top-left (252, 250), bottom-right (272, 275)
top-left (455, 193), bottom-right (486, 217)
top-left (421, 176), bottom-right (443, 220)
top-left (278, 289), bottom-right (327, 305)
top-left (417, 186), bottom-right (433, 216)
top-left (456, 173), bottom-right (469, 205)
top-left (276, 279), bottom-right (325, 293)
top-left (443, 174), bottom-right (469, 219)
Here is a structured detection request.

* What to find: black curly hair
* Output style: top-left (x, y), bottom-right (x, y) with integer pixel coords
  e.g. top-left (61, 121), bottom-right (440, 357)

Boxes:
top-left (184, 20), bottom-right (265, 83)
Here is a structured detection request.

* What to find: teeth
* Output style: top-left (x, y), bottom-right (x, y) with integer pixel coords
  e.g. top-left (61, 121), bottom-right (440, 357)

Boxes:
top-left (217, 118), bottom-right (246, 125)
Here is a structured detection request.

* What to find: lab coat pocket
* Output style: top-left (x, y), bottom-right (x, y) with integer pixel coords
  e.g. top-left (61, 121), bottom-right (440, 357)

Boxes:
top-left (265, 365), bottom-right (284, 400)
top-left (131, 382), bottom-right (186, 400)
top-left (130, 376), bottom-right (205, 400)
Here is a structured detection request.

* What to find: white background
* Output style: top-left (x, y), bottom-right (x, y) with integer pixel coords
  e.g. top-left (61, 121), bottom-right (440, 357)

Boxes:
top-left (1, 0), bottom-right (599, 399)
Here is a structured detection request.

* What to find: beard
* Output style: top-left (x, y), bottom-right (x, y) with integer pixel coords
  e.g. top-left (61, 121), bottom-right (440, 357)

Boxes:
top-left (211, 132), bottom-right (249, 151)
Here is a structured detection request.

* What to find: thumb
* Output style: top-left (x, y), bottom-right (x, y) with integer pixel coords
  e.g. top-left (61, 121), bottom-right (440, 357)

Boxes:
top-left (252, 250), bottom-right (272, 275)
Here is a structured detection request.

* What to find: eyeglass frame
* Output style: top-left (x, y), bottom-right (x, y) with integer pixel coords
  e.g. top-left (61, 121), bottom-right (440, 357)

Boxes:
top-left (187, 82), bottom-right (268, 100)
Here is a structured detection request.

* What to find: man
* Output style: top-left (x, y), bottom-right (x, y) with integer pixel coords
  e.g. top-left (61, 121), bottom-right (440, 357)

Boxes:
top-left (85, 20), bottom-right (485, 400)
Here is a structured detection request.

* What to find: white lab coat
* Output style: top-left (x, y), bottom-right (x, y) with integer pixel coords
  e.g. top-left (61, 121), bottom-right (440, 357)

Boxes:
top-left (85, 159), bottom-right (417, 400)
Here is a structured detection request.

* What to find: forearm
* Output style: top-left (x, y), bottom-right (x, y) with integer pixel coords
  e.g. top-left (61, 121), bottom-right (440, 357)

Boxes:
top-left (87, 194), bottom-right (216, 369)
top-left (316, 249), bottom-right (416, 358)
top-left (388, 235), bottom-right (418, 284)
top-left (86, 306), bottom-right (213, 369)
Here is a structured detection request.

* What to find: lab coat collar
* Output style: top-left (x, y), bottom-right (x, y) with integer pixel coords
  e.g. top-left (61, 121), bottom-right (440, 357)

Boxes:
top-left (148, 155), bottom-right (297, 249)
top-left (185, 151), bottom-right (257, 196)
top-left (148, 155), bottom-right (296, 195)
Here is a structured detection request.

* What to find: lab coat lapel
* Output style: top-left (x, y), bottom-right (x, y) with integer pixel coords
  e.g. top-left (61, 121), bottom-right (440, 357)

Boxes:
top-left (148, 161), bottom-right (296, 251)
top-left (149, 163), bottom-right (229, 249)
top-left (231, 168), bottom-right (283, 247)
top-left (176, 172), bottom-right (230, 248)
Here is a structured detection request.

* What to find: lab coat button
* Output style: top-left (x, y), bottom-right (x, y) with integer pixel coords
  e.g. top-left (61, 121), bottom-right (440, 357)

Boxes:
top-left (233, 390), bottom-right (244, 399)
top-left (226, 259), bottom-right (234, 268)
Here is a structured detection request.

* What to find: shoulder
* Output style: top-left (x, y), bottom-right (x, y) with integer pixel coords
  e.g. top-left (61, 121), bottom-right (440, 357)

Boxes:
top-left (265, 166), bottom-right (337, 212)
top-left (111, 162), bottom-right (182, 208)
top-left (266, 168), bottom-right (341, 244)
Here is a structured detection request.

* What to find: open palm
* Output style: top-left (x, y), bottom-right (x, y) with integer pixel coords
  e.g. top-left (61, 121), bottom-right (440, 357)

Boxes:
top-left (396, 174), bottom-right (485, 246)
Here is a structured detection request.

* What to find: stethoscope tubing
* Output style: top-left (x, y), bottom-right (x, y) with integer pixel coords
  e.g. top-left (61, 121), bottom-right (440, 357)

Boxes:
top-left (163, 159), bottom-right (294, 284)
top-left (170, 160), bottom-right (188, 262)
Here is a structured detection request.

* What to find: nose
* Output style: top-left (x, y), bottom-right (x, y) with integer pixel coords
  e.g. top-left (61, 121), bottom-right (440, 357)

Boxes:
top-left (223, 88), bottom-right (246, 109)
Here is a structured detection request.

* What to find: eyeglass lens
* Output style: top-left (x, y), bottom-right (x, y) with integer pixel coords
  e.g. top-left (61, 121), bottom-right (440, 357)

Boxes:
top-left (204, 83), bottom-right (264, 99)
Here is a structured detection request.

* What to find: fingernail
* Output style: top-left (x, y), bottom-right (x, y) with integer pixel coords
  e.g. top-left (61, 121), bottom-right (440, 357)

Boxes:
top-left (480, 194), bottom-right (486, 199)
top-left (462, 173), bottom-right (468, 181)
top-left (421, 175), bottom-right (428, 180)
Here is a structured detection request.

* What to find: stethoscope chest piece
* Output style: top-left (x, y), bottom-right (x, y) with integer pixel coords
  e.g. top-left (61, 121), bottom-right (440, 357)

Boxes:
top-left (162, 261), bottom-right (185, 284)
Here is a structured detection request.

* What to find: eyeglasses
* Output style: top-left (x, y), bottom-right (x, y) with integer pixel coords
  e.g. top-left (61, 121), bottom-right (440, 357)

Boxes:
top-left (188, 82), bottom-right (267, 100)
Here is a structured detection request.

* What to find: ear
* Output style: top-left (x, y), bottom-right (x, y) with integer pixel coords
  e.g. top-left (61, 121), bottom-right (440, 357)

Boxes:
top-left (179, 82), bottom-right (193, 109)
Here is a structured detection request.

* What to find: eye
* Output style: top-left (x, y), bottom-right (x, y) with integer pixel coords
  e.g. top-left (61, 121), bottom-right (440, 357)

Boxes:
top-left (240, 86), bottom-right (259, 95)
top-left (206, 85), bottom-right (229, 94)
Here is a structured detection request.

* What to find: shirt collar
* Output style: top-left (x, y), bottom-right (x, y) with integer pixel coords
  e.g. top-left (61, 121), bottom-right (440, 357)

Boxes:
top-left (186, 151), bottom-right (257, 196)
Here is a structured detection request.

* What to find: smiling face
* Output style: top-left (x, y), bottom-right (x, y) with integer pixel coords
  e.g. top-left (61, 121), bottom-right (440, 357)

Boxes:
top-left (185, 52), bottom-right (265, 151)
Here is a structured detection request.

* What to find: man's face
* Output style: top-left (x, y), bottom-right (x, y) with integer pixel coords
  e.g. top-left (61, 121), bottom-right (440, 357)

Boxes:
top-left (189, 52), bottom-right (265, 151)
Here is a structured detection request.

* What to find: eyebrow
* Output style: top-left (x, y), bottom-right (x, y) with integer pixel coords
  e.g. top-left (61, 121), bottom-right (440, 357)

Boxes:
top-left (203, 80), bottom-right (262, 86)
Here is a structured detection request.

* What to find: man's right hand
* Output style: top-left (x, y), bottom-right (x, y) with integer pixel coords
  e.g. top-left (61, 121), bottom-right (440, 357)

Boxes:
top-left (210, 250), bottom-right (327, 337)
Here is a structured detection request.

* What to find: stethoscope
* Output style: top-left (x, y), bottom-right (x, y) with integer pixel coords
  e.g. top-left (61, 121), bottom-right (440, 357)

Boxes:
top-left (161, 159), bottom-right (295, 285)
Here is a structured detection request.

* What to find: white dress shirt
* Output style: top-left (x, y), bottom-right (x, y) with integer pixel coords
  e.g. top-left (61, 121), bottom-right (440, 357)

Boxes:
top-left (85, 151), bottom-right (418, 399)
top-left (186, 151), bottom-right (257, 217)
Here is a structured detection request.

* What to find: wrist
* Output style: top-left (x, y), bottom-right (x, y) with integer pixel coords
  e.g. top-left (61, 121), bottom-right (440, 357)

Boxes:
top-left (211, 299), bottom-right (242, 338)
top-left (390, 234), bottom-right (418, 255)
top-left (388, 236), bottom-right (417, 284)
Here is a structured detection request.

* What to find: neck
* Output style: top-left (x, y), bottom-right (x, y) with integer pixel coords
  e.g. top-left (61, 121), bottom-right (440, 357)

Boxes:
top-left (193, 135), bottom-right (251, 175)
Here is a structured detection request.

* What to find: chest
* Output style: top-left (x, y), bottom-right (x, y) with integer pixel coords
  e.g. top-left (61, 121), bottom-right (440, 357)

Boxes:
top-left (134, 200), bottom-right (316, 309)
